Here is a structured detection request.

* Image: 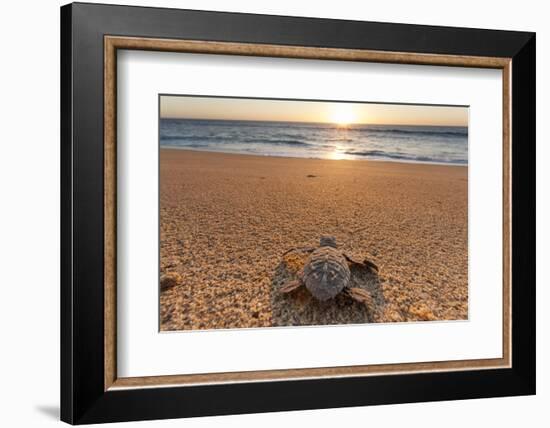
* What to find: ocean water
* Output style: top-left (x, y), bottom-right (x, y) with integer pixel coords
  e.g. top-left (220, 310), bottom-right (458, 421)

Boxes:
top-left (160, 119), bottom-right (468, 165)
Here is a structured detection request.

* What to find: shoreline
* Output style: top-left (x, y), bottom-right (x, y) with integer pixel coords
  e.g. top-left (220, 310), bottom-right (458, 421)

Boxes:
top-left (160, 146), bottom-right (469, 168)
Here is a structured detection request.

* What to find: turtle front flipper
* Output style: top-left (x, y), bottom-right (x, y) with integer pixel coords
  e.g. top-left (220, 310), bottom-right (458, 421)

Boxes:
top-left (280, 279), bottom-right (303, 293)
top-left (344, 287), bottom-right (374, 309)
top-left (281, 246), bottom-right (315, 257)
top-left (343, 253), bottom-right (379, 274)
top-left (362, 258), bottom-right (379, 273)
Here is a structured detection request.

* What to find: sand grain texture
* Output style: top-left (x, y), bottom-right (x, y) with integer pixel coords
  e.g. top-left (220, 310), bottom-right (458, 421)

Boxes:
top-left (159, 149), bottom-right (468, 331)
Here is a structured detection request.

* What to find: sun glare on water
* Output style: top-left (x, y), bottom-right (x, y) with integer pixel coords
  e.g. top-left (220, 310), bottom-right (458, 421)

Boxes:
top-left (329, 104), bottom-right (357, 126)
top-left (328, 149), bottom-right (348, 160)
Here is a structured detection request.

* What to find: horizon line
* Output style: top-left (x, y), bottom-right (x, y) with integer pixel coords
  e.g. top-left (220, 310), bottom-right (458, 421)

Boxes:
top-left (159, 117), bottom-right (468, 128)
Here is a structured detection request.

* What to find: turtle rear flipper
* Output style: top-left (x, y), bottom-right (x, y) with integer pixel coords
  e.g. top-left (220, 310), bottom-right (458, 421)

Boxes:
top-left (345, 287), bottom-right (374, 309)
top-left (343, 253), bottom-right (379, 273)
top-left (280, 279), bottom-right (303, 293)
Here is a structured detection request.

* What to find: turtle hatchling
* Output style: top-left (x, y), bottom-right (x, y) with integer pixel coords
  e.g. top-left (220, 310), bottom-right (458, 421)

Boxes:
top-left (280, 236), bottom-right (379, 306)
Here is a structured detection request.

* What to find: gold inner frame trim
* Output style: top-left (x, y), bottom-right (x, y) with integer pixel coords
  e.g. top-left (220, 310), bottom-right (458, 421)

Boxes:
top-left (104, 35), bottom-right (512, 391)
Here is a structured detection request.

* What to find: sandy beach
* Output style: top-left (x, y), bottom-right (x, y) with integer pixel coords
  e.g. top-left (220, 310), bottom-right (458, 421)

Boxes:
top-left (160, 148), bottom-right (468, 331)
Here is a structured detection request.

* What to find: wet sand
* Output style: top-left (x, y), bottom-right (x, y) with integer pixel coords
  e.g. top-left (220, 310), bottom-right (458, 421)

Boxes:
top-left (160, 149), bottom-right (468, 331)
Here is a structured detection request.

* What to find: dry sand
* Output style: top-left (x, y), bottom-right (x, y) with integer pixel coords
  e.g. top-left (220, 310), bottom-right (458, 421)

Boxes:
top-left (160, 149), bottom-right (468, 331)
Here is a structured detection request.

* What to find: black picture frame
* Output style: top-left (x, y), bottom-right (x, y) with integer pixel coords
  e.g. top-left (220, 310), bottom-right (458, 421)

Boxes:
top-left (61, 2), bottom-right (535, 424)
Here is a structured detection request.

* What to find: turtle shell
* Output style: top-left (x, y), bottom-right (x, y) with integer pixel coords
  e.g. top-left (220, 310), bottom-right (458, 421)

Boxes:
top-left (302, 246), bottom-right (350, 301)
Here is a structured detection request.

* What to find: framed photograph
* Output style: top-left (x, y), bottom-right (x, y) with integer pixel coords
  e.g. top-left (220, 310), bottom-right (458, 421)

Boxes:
top-left (60, 2), bottom-right (535, 424)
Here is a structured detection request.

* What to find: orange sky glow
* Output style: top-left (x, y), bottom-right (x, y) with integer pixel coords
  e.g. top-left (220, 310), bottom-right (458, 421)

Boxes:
top-left (160, 95), bottom-right (468, 127)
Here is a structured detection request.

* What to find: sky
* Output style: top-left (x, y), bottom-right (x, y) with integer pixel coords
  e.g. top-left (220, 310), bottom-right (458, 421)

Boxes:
top-left (160, 95), bottom-right (468, 127)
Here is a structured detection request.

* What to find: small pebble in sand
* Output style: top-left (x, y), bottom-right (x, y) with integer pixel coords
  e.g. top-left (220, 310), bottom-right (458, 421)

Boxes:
top-left (408, 303), bottom-right (437, 321)
top-left (160, 272), bottom-right (182, 290)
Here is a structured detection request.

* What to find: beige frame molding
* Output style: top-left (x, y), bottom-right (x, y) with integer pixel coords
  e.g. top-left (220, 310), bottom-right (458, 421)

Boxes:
top-left (104, 35), bottom-right (512, 391)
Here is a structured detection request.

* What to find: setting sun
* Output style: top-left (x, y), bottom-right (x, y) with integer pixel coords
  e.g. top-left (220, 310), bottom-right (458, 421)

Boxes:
top-left (328, 104), bottom-right (357, 126)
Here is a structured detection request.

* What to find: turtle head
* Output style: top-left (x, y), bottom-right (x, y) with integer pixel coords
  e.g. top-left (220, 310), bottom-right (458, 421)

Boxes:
top-left (319, 236), bottom-right (337, 248)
